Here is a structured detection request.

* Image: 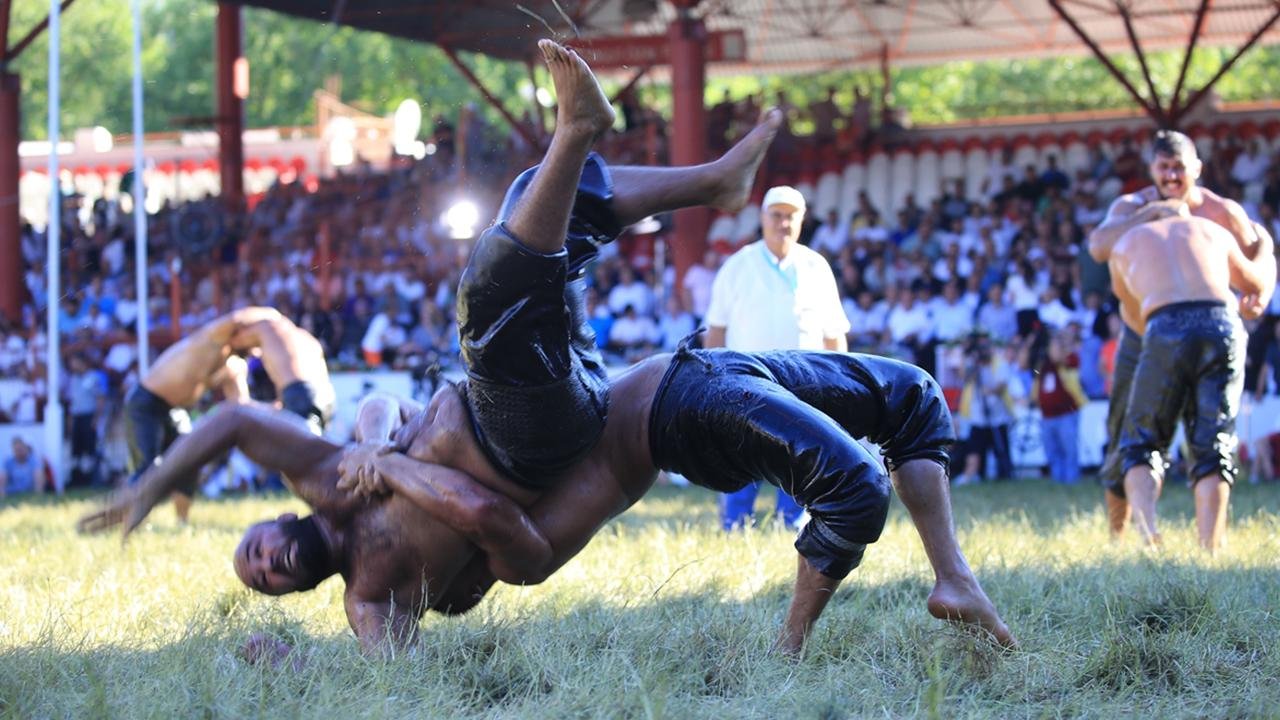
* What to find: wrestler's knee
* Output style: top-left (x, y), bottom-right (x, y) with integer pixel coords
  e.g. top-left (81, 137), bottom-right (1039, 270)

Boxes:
top-left (1190, 453), bottom-right (1238, 487)
top-left (1121, 449), bottom-right (1166, 483)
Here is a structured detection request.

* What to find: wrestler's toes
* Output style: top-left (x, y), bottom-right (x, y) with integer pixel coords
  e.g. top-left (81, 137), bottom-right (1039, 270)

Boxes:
top-left (927, 582), bottom-right (1017, 649)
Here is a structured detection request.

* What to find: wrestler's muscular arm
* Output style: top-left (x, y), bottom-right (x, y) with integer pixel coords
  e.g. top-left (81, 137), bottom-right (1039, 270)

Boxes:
top-left (1237, 220), bottom-right (1275, 319)
top-left (369, 454), bottom-right (554, 583)
top-left (1224, 224), bottom-right (1275, 305)
top-left (78, 403), bottom-right (342, 536)
top-left (340, 393), bottom-right (554, 584)
top-left (1089, 191), bottom-right (1160, 262)
top-left (345, 592), bottom-right (419, 657)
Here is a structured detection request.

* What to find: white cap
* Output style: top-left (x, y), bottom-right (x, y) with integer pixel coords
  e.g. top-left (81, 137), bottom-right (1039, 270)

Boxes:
top-left (761, 185), bottom-right (806, 213)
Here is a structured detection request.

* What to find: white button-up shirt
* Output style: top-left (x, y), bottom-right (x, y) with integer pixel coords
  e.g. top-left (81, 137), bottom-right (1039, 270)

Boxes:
top-left (705, 241), bottom-right (850, 351)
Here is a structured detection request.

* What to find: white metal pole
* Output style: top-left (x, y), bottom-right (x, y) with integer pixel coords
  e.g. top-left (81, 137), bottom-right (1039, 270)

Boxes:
top-left (131, 0), bottom-right (149, 374)
top-left (44, 0), bottom-right (64, 492)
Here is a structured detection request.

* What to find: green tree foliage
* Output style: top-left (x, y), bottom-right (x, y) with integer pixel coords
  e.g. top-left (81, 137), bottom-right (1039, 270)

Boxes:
top-left (6, 0), bottom-right (1280, 139)
top-left (7, 0), bottom-right (535, 139)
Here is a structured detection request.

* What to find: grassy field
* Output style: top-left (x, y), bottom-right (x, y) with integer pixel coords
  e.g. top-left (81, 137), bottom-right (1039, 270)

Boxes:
top-left (2, 480), bottom-right (1279, 719)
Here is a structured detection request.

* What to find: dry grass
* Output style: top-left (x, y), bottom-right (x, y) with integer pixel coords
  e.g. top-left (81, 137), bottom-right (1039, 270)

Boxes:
top-left (2, 480), bottom-right (1279, 719)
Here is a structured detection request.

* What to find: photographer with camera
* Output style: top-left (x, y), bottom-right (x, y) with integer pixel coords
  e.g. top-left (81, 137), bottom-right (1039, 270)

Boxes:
top-left (955, 331), bottom-right (1015, 484)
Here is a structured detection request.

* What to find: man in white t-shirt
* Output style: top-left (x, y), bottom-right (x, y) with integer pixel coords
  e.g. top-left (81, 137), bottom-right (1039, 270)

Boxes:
top-left (704, 185), bottom-right (851, 530)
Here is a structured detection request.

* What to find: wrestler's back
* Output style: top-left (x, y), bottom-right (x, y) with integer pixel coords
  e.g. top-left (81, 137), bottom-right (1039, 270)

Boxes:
top-left (141, 326), bottom-right (233, 408)
top-left (245, 318), bottom-right (331, 389)
top-left (1113, 217), bottom-right (1238, 323)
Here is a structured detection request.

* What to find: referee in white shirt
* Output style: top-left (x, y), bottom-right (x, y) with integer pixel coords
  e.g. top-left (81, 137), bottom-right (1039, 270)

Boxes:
top-left (703, 185), bottom-right (851, 530)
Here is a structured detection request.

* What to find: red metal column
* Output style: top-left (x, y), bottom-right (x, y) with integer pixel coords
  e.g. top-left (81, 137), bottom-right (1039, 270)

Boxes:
top-left (667, 5), bottom-right (708, 288)
top-left (0, 72), bottom-right (20, 323)
top-left (216, 2), bottom-right (245, 210)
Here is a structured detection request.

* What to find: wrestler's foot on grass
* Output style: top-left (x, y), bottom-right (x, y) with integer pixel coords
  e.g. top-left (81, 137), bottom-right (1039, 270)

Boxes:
top-left (928, 577), bottom-right (1018, 649)
top-left (539, 39), bottom-right (615, 141)
top-left (1105, 488), bottom-right (1130, 540)
top-left (709, 109), bottom-right (783, 212)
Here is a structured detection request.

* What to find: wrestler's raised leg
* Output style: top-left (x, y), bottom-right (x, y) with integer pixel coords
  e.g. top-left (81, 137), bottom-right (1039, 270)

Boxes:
top-left (504, 40), bottom-right (616, 254)
top-left (1193, 475), bottom-right (1230, 552)
top-left (892, 459), bottom-right (1017, 648)
top-left (1123, 464), bottom-right (1163, 547)
top-left (609, 110), bottom-right (782, 225)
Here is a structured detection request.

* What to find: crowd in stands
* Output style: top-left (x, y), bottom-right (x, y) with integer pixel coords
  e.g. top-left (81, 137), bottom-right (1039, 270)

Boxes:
top-left (5, 87), bottom-right (1280, 496)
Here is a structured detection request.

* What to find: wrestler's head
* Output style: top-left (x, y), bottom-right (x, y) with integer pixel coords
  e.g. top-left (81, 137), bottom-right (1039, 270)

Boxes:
top-left (1148, 130), bottom-right (1201, 201)
top-left (233, 513), bottom-right (335, 595)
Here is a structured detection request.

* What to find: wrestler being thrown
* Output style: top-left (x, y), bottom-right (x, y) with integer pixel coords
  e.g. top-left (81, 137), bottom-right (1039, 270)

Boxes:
top-left (81, 40), bottom-right (1013, 656)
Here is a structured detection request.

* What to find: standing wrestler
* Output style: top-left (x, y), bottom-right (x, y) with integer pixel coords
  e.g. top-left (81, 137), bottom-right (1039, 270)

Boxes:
top-left (124, 307), bottom-right (278, 521)
top-left (1108, 213), bottom-right (1274, 550)
top-left (1088, 130), bottom-right (1273, 535)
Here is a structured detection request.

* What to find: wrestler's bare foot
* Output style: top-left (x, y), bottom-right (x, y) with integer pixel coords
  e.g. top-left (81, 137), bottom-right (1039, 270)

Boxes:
top-left (708, 109), bottom-right (783, 212)
top-left (1105, 488), bottom-right (1130, 540)
top-left (539, 39), bottom-right (615, 140)
top-left (927, 577), bottom-right (1017, 649)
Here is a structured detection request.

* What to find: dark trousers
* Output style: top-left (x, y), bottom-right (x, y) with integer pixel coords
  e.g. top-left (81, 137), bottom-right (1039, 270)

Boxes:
top-left (69, 413), bottom-right (99, 488)
top-left (966, 423), bottom-right (1013, 480)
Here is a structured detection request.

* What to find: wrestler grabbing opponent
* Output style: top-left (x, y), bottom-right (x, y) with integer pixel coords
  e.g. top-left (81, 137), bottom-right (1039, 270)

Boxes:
top-left (1088, 129), bottom-right (1273, 536)
top-left (1107, 213), bottom-right (1275, 550)
top-left (126, 308), bottom-right (335, 519)
top-left (83, 40), bottom-right (1011, 656)
top-left (228, 314), bottom-right (336, 435)
top-left (125, 307), bottom-right (277, 521)
top-left (340, 41), bottom-right (1011, 653)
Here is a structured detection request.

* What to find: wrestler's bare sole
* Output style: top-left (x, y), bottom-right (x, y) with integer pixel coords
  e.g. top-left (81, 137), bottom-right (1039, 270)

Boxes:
top-left (707, 109), bottom-right (782, 212)
top-left (927, 576), bottom-right (1018, 649)
top-left (538, 39), bottom-right (614, 141)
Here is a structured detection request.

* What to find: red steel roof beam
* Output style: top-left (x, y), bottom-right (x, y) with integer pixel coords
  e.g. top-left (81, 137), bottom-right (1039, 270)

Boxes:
top-left (439, 43), bottom-right (542, 153)
top-left (1, 0), bottom-right (12, 59)
top-left (1168, 0), bottom-right (1212, 123)
top-left (1047, 0), bottom-right (1162, 121)
top-left (1119, 4), bottom-right (1167, 124)
top-left (5, 0), bottom-right (77, 64)
top-left (1175, 4), bottom-right (1280, 125)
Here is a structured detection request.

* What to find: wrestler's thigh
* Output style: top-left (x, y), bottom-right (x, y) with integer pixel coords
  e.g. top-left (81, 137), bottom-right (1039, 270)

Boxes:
top-left (713, 376), bottom-right (881, 505)
top-left (1121, 334), bottom-right (1188, 450)
top-left (456, 226), bottom-right (572, 385)
top-left (754, 351), bottom-right (951, 460)
top-left (1183, 339), bottom-right (1246, 474)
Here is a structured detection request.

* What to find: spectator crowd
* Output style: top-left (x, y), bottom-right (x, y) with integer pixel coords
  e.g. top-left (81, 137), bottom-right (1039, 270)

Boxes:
top-left (5, 86), bottom-right (1280, 497)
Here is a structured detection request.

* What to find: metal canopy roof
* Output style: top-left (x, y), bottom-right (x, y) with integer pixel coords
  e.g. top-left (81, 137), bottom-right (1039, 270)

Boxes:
top-left (226, 0), bottom-right (1280, 74)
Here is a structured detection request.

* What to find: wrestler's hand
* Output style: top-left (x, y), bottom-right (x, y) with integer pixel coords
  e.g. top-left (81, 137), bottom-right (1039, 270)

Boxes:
top-left (1136, 199), bottom-right (1189, 223)
top-left (337, 441), bottom-right (395, 497)
top-left (76, 484), bottom-right (157, 539)
top-left (1240, 292), bottom-right (1266, 320)
top-left (239, 633), bottom-right (303, 671)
